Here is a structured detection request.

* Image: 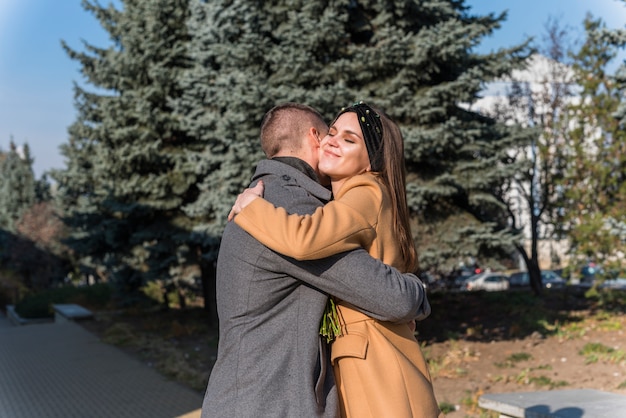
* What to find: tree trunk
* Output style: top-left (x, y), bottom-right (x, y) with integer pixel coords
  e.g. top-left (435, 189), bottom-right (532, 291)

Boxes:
top-left (515, 243), bottom-right (542, 296)
top-left (177, 285), bottom-right (187, 310)
top-left (529, 208), bottom-right (543, 295)
top-left (162, 285), bottom-right (170, 311)
top-left (528, 258), bottom-right (543, 295)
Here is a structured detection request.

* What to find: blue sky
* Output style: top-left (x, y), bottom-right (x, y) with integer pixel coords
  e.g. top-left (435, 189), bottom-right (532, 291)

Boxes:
top-left (1, 0), bottom-right (625, 178)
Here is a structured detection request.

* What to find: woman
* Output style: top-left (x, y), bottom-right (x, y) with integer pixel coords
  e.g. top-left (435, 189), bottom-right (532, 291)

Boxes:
top-left (230, 102), bottom-right (442, 418)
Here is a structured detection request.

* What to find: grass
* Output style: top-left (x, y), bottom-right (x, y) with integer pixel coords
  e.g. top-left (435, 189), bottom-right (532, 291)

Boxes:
top-left (547, 311), bottom-right (626, 341)
top-left (427, 341), bottom-right (476, 378)
top-left (513, 366), bottom-right (569, 389)
top-left (527, 375), bottom-right (569, 389)
top-left (550, 320), bottom-right (589, 340)
top-left (459, 390), bottom-right (500, 418)
top-left (460, 389), bottom-right (483, 414)
top-left (424, 289), bottom-right (584, 342)
top-left (494, 352), bottom-right (533, 368)
top-left (579, 342), bottom-right (626, 365)
top-left (72, 287), bottom-right (626, 417)
top-left (438, 401), bottom-right (456, 414)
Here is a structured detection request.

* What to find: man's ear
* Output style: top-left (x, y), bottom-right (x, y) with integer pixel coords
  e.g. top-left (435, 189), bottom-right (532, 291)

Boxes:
top-left (310, 127), bottom-right (321, 143)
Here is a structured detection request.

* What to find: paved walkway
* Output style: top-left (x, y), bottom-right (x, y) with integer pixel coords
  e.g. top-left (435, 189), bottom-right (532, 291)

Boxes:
top-left (0, 312), bottom-right (203, 418)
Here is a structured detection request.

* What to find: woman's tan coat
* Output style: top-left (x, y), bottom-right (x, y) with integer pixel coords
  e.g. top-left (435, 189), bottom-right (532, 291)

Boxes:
top-left (235, 173), bottom-right (442, 418)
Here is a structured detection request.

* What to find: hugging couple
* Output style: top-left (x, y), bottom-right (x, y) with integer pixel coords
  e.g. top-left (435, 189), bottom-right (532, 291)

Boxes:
top-left (202, 101), bottom-right (443, 418)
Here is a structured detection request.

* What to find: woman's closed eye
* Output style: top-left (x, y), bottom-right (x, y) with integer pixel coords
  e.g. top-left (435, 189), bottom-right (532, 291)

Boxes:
top-left (329, 131), bottom-right (355, 144)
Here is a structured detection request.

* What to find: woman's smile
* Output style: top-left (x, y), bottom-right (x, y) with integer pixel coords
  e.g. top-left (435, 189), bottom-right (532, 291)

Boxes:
top-left (322, 146), bottom-right (340, 159)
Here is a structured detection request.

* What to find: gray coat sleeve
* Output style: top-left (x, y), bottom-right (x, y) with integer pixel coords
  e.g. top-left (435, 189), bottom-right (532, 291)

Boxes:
top-left (255, 167), bottom-right (430, 323)
top-left (264, 248), bottom-right (430, 323)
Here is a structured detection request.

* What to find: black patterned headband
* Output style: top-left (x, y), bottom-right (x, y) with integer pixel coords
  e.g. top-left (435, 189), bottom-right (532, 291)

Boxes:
top-left (336, 101), bottom-right (384, 171)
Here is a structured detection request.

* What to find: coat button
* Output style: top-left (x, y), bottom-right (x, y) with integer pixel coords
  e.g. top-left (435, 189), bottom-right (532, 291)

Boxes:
top-left (282, 175), bottom-right (291, 181)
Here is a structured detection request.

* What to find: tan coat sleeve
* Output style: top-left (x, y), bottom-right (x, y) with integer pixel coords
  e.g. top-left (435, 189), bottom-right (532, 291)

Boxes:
top-left (233, 175), bottom-right (382, 260)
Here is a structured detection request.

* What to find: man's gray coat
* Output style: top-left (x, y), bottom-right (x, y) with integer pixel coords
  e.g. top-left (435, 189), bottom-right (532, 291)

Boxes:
top-left (201, 159), bottom-right (429, 418)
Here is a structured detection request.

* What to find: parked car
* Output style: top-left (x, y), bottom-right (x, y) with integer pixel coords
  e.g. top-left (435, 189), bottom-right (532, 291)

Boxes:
top-left (508, 270), bottom-right (567, 289)
top-left (541, 270), bottom-right (567, 289)
top-left (580, 263), bottom-right (603, 284)
top-left (451, 271), bottom-right (474, 289)
top-left (599, 278), bottom-right (626, 290)
top-left (461, 272), bottom-right (509, 292)
top-left (449, 267), bottom-right (483, 289)
top-left (507, 271), bottom-right (528, 287)
top-left (419, 272), bottom-right (446, 291)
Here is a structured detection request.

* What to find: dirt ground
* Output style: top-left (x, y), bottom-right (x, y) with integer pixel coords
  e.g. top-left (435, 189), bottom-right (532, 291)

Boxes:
top-left (427, 320), bottom-right (626, 416)
top-left (80, 288), bottom-right (626, 417)
top-left (422, 289), bottom-right (626, 416)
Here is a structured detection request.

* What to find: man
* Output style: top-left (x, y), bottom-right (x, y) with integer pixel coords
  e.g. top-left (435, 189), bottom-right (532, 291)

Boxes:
top-left (201, 103), bottom-right (430, 418)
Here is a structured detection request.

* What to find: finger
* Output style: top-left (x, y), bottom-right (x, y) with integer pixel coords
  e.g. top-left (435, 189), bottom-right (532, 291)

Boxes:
top-left (228, 203), bottom-right (240, 221)
top-left (252, 181), bottom-right (264, 196)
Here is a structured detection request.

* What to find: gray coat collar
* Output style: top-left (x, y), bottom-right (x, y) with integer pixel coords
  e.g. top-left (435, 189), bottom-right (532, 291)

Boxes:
top-left (252, 159), bottom-right (332, 203)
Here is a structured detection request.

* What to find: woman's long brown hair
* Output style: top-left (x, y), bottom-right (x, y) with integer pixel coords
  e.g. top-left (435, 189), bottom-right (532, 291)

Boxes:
top-left (376, 108), bottom-right (418, 273)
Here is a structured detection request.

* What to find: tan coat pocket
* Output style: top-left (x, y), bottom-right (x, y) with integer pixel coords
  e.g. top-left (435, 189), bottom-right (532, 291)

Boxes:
top-left (330, 333), bottom-right (368, 365)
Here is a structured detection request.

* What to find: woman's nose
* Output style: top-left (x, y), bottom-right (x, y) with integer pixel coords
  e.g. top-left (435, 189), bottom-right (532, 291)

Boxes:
top-left (323, 136), bottom-right (337, 147)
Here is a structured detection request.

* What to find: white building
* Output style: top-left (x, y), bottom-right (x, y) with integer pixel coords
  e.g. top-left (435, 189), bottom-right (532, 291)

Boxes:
top-left (466, 54), bottom-right (579, 270)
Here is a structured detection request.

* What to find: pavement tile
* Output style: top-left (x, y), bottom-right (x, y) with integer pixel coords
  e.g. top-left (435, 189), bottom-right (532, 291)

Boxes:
top-left (0, 313), bottom-right (203, 418)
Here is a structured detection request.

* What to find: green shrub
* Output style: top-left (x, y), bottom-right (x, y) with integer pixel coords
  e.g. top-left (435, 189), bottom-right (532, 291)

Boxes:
top-left (14, 283), bottom-right (112, 318)
top-left (0, 268), bottom-right (28, 307)
top-left (14, 292), bottom-right (54, 318)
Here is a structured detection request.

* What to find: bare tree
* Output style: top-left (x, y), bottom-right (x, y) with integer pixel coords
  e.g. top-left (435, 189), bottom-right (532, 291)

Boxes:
top-left (486, 17), bottom-right (576, 294)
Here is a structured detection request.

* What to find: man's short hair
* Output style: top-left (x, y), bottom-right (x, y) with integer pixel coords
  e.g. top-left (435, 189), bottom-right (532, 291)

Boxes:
top-left (260, 103), bottom-right (327, 158)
